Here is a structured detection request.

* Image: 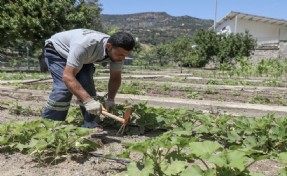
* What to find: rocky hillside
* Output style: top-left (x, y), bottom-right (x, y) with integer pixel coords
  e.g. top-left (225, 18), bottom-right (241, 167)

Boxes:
top-left (101, 12), bottom-right (213, 45)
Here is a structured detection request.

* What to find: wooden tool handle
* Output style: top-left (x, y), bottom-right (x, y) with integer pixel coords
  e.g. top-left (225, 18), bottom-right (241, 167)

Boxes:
top-left (102, 111), bottom-right (125, 124)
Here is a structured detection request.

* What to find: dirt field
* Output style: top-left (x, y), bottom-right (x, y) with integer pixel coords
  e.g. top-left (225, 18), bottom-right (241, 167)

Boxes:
top-left (0, 72), bottom-right (286, 175)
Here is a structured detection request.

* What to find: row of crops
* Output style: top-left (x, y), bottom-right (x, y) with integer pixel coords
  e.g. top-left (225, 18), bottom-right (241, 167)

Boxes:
top-left (0, 100), bottom-right (287, 175)
top-left (0, 58), bottom-right (286, 175)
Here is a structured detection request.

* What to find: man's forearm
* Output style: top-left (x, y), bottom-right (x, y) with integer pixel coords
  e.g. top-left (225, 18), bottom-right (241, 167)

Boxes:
top-left (63, 65), bottom-right (93, 103)
top-left (63, 74), bottom-right (91, 103)
top-left (108, 77), bottom-right (121, 100)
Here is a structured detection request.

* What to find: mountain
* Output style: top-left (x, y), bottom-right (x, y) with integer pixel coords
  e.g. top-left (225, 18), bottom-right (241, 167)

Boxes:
top-left (101, 12), bottom-right (213, 45)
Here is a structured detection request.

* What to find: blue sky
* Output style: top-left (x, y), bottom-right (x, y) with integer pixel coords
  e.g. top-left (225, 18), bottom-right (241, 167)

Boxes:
top-left (98, 0), bottom-right (287, 22)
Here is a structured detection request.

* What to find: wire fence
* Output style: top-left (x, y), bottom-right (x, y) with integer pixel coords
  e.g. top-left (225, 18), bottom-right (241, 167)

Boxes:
top-left (0, 47), bottom-right (40, 72)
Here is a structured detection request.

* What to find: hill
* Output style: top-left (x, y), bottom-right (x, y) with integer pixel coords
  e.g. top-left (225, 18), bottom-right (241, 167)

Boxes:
top-left (101, 12), bottom-right (213, 45)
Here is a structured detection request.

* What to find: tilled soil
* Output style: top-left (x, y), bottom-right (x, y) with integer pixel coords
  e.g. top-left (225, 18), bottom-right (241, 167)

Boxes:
top-left (0, 84), bottom-right (285, 176)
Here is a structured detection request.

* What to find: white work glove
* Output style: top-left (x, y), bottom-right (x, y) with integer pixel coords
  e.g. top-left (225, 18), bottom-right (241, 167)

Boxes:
top-left (83, 99), bottom-right (102, 115)
top-left (104, 99), bottom-right (115, 109)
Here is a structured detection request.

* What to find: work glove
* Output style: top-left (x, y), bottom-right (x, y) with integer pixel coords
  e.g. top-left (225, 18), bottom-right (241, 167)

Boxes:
top-left (104, 98), bottom-right (115, 110)
top-left (83, 99), bottom-right (102, 115)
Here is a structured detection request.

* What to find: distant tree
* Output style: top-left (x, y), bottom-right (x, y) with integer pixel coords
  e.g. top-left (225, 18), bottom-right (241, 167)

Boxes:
top-left (0, 0), bottom-right (102, 72)
top-left (168, 36), bottom-right (194, 72)
top-left (0, 0), bottom-right (102, 48)
top-left (192, 29), bottom-right (220, 67)
top-left (217, 31), bottom-right (256, 64)
top-left (191, 29), bottom-right (256, 67)
top-left (153, 44), bottom-right (170, 66)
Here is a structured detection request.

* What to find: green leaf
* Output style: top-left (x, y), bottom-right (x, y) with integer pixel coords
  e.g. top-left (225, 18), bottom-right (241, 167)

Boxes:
top-left (127, 159), bottom-right (154, 176)
top-left (278, 167), bottom-right (287, 176)
top-left (160, 159), bottom-right (186, 175)
top-left (243, 136), bottom-right (258, 148)
top-left (64, 125), bottom-right (77, 132)
top-left (0, 136), bottom-right (9, 145)
top-left (130, 142), bottom-right (150, 153)
top-left (141, 158), bottom-right (155, 175)
top-left (32, 130), bottom-right (52, 139)
top-left (65, 115), bottom-right (75, 123)
top-left (226, 130), bottom-right (242, 143)
top-left (0, 124), bottom-right (9, 134)
top-left (172, 128), bottom-right (193, 136)
top-left (127, 162), bottom-right (141, 176)
top-left (55, 142), bottom-right (63, 155)
top-left (209, 150), bottom-right (248, 171)
top-left (76, 138), bottom-right (100, 151)
top-left (277, 152), bottom-right (287, 165)
top-left (117, 151), bottom-right (130, 158)
top-left (16, 143), bottom-right (29, 152)
top-left (41, 119), bottom-right (57, 129)
top-left (75, 127), bottom-right (91, 136)
top-left (189, 141), bottom-right (222, 159)
top-left (36, 139), bottom-right (48, 151)
top-left (180, 165), bottom-right (203, 176)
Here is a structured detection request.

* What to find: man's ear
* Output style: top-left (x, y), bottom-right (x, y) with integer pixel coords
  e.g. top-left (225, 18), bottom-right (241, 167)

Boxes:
top-left (105, 43), bottom-right (112, 49)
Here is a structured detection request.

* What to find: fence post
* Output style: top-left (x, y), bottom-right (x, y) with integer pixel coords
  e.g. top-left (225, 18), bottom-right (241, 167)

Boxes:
top-left (26, 47), bottom-right (29, 70)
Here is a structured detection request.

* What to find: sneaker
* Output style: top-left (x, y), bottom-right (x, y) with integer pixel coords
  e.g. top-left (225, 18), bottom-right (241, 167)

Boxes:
top-left (81, 121), bottom-right (104, 133)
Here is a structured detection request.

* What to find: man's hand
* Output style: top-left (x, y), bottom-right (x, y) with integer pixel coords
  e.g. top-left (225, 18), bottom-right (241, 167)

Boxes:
top-left (84, 99), bottom-right (102, 115)
top-left (105, 99), bottom-right (115, 109)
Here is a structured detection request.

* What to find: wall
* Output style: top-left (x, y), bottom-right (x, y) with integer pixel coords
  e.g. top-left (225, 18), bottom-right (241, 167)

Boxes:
top-left (216, 17), bottom-right (287, 44)
top-left (251, 41), bottom-right (287, 64)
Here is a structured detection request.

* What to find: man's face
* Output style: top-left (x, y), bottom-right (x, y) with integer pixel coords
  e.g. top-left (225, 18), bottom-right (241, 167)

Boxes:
top-left (106, 44), bottom-right (131, 62)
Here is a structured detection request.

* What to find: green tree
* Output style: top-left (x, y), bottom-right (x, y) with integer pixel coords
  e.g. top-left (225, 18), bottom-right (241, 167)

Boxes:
top-left (217, 31), bottom-right (256, 64)
top-left (0, 0), bottom-right (102, 48)
top-left (153, 44), bottom-right (170, 66)
top-left (192, 29), bottom-right (220, 67)
top-left (191, 30), bottom-right (256, 67)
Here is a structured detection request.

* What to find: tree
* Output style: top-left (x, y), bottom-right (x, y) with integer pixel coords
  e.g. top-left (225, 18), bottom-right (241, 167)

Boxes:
top-left (168, 36), bottom-right (194, 72)
top-left (0, 0), bottom-right (102, 71)
top-left (0, 0), bottom-right (102, 48)
top-left (191, 29), bottom-right (256, 67)
top-left (192, 29), bottom-right (220, 67)
top-left (217, 31), bottom-right (256, 64)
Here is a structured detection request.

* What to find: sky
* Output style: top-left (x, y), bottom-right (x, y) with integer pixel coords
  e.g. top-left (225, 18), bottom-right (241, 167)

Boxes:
top-left (98, 0), bottom-right (287, 22)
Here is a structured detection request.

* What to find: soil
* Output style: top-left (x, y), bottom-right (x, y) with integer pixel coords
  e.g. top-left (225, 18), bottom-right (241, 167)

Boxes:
top-left (0, 82), bottom-right (285, 175)
top-left (120, 78), bottom-right (287, 106)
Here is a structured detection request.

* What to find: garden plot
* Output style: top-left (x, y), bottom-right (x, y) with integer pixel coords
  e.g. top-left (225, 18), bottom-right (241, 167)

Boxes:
top-left (0, 70), bottom-right (287, 176)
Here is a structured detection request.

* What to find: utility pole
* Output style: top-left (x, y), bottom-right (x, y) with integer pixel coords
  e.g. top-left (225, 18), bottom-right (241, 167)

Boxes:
top-left (214, 0), bottom-right (217, 31)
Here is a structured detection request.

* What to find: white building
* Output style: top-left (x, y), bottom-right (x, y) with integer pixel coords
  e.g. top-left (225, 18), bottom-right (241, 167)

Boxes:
top-left (212, 11), bottom-right (287, 45)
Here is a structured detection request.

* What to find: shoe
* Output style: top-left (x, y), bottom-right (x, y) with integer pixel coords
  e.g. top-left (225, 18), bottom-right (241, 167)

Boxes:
top-left (81, 121), bottom-right (103, 133)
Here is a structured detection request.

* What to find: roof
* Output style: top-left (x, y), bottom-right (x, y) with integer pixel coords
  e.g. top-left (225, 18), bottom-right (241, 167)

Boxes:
top-left (213, 11), bottom-right (287, 29)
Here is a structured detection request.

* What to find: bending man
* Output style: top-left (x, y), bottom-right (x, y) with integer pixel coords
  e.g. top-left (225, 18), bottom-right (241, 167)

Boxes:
top-left (42, 29), bottom-right (135, 131)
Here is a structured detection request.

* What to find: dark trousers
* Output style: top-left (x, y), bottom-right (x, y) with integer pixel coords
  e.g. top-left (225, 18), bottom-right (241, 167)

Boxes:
top-left (42, 46), bottom-right (97, 122)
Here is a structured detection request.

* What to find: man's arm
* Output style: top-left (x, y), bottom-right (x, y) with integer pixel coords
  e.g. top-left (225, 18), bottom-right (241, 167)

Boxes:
top-left (108, 70), bottom-right (121, 100)
top-left (62, 65), bottom-right (92, 102)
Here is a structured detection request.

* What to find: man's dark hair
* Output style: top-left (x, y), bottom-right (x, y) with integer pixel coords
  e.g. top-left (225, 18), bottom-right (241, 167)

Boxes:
top-left (108, 32), bottom-right (135, 51)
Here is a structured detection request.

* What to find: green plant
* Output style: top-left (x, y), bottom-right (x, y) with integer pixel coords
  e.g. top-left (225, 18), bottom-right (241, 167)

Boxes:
top-left (204, 88), bottom-right (219, 94)
top-left (0, 119), bottom-right (98, 164)
top-left (207, 79), bottom-right (219, 85)
top-left (8, 101), bottom-right (42, 116)
top-left (187, 90), bottom-right (202, 99)
top-left (249, 95), bottom-right (271, 104)
top-left (161, 84), bottom-right (171, 91)
top-left (118, 111), bottom-right (287, 175)
top-left (119, 81), bottom-right (146, 95)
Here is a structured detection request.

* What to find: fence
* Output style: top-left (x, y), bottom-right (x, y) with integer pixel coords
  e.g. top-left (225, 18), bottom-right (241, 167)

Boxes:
top-left (0, 47), bottom-right (40, 71)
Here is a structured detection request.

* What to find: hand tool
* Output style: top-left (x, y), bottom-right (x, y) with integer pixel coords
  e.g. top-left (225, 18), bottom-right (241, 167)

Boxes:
top-left (101, 107), bottom-right (132, 135)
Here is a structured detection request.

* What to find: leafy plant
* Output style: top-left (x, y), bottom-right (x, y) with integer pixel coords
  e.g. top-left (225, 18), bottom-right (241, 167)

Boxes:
top-left (0, 119), bottom-right (98, 164)
top-left (8, 100), bottom-right (42, 116)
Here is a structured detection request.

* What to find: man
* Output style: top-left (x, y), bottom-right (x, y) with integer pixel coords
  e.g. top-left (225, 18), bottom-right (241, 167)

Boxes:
top-left (42, 29), bottom-right (135, 131)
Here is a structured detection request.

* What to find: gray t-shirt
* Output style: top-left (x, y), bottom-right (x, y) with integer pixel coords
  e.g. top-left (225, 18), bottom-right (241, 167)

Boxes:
top-left (45, 29), bottom-right (123, 71)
